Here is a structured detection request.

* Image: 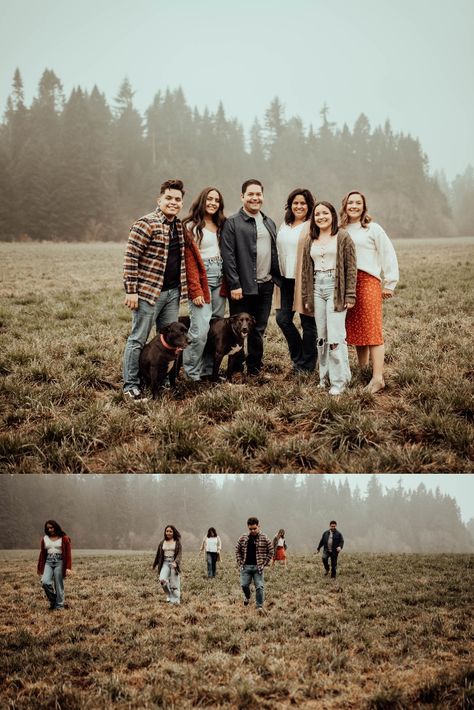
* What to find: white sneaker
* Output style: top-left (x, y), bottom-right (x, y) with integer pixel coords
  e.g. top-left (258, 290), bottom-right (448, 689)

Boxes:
top-left (123, 386), bottom-right (148, 403)
top-left (329, 385), bottom-right (345, 396)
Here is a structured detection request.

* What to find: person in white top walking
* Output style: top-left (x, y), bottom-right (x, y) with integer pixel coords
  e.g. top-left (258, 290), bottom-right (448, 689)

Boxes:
top-left (276, 188), bottom-right (316, 374)
top-left (200, 527), bottom-right (222, 578)
top-left (340, 191), bottom-right (399, 393)
top-left (182, 187), bottom-right (227, 381)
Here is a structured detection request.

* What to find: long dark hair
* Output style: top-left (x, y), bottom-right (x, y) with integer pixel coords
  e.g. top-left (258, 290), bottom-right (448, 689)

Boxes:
top-left (339, 190), bottom-right (372, 228)
top-left (163, 525), bottom-right (181, 541)
top-left (207, 527), bottom-right (217, 538)
top-left (284, 188), bottom-right (315, 225)
top-left (309, 201), bottom-right (339, 240)
top-left (44, 520), bottom-right (66, 537)
top-left (182, 186), bottom-right (226, 247)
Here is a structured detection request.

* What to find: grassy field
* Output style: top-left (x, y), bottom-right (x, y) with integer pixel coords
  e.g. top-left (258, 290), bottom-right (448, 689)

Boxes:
top-left (0, 552), bottom-right (472, 709)
top-left (0, 238), bottom-right (473, 473)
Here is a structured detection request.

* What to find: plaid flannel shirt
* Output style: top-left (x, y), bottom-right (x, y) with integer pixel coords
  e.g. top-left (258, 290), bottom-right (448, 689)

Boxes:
top-left (235, 532), bottom-right (274, 571)
top-left (123, 208), bottom-right (188, 305)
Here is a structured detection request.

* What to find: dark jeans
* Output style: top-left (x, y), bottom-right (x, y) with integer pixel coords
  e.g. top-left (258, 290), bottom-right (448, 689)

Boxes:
top-left (206, 552), bottom-right (218, 577)
top-left (275, 277), bottom-right (316, 372)
top-left (322, 550), bottom-right (339, 578)
top-left (229, 280), bottom-right (274, 374)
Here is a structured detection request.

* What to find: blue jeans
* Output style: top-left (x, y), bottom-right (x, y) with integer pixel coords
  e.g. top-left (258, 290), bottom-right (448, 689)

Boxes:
top-left (206, 551), bottom-right (218, 577)
top-left (159, 560), bottom-right (181, 603)
top-left (41, 554), bottom-right (64, 609)
top-left (240, 564), bottom-right (265, 608)
top-left (183, 260), bottom-right (226, 380)
top-left (276, 277), bottom-right (317, 372)
top-left (229, 280), bottom-right (274, 374)
top-left (314, 271), bottom-right (351, 389)
top-left (122, 288), bottom-right (180, 392)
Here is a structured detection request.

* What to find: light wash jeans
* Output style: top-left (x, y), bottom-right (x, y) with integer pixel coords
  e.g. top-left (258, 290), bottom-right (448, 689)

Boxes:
top-left (314, 271), bottom-right (351, 391)
top-left (122, 287), bottom-right (180, 392)
top-left (183, 259), bottom-right (226, 380)
top-left (240, 564), bottom-right (265, 608)
top-left (159, 560), bottom-right (181, 604)
top-left (41, 554), bottom-right (65, 609)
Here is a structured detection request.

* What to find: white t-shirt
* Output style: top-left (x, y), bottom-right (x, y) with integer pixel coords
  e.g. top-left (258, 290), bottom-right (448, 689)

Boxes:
top-left (44, 535), bottom-right (62, 554)
top-left (198, 227), bottom-right (221, 261)
top-left (204, 536), bottom-right (220, 553)
top-left (277, 537), bottom-right (285, 548)
top-left (276, 222), bottom-right (307, 279)
top-left (346, 221), bottom-right (399, 290)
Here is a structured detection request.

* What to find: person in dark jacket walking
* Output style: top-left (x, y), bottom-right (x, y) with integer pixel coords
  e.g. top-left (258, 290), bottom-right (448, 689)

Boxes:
top-left (220, 179), bottom-right (281, 379)
top-left (152, 525), bottom-right (182, 604)
top-left (317, 520), bottom-right (344, 578)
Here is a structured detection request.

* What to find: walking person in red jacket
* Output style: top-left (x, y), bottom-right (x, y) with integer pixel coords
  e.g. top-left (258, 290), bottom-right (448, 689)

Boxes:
top-left (182, 186), bottom-right (228, 381)
top-left (37, 520), bottom-right (72, 611)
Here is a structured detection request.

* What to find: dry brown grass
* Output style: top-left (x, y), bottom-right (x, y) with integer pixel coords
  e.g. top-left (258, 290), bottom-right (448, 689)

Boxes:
top-left (1, 238), bottom-right (473, 473)
top-left (0, 552), bottom-right (473, 708)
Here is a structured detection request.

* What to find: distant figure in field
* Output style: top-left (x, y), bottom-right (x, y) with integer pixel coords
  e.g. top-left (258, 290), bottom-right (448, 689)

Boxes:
top-left (235, 516), bottom-right (273, 611)
top-left (220, 179), bottom-right (281, 380)
top-left (37, 520), bottom-right (72, 611)
top-left (182, 187), bottom-right (228, 381)
top-left (294, 201), bottom-right (357, 395)
top-left (272, 528), bottom-right (288, 568)
top-left (200, 527), bottom-right (222, 578)
top-left (340, 191), bottom-right (399, 393)
top-left (122, 179), bottom-right (188, 402)
top-left (153, 524), bottom-right (182, 604)
top-left (275, 188), bottom-right (316, 374)
top-left (317, 520), bottom-right (344, 579)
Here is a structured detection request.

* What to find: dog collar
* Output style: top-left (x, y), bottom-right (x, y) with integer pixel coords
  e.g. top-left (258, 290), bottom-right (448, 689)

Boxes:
top-left (160, 334), bottom-right (182, 353)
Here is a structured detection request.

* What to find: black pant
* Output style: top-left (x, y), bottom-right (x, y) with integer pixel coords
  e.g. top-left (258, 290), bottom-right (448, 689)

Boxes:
top-left (229, 280), bottom-right (274, 374)
top-left (275, 277), bottom-right (316, 372)
top-left (322, 550), bottom-right (339, 577)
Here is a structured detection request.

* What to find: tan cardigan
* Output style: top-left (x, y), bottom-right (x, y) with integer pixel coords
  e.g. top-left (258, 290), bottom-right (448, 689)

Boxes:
top-left (294, 228), bottom-right (357, 315)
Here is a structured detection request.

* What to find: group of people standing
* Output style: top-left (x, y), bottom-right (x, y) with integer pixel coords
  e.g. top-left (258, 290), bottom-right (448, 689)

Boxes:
top-left (37, 519), bottom-right (344, 612)
top-left (122, 178), bottom-right (399, 400)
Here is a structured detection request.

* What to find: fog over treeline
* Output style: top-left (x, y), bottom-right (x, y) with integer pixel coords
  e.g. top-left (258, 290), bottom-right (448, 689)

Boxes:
top-left (1, 69), bottom-right (473, 243)
top-left (1, 475), bottom-right (472, 553)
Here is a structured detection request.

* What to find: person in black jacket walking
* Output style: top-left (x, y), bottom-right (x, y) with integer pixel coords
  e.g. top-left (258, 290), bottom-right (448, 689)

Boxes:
top-left (317, 520), bottom-right (344, 578)
top-left (220, 179), bottom-right (281, 378)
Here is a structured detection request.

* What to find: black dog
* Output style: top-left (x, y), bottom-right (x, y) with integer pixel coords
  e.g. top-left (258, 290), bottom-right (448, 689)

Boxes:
top-left (205, 312), bottom-right (255, 382)
top-left (139, 322), bottom-right (191, 398)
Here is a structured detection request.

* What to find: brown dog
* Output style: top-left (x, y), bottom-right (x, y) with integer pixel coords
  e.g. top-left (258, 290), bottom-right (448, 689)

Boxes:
top-left (205, 312), bottom-right (255, 382)
top-left (139, 322), bottom-right (191, 398)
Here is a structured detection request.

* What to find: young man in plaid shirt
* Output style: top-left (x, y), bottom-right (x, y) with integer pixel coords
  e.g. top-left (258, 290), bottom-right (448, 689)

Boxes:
top-left (235, 517), bottom-right (273, 611)
top-left (122, 179), bottom-right (188, 401)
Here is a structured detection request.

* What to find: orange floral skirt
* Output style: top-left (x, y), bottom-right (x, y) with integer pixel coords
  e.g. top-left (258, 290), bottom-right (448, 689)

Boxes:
top-left (345, 270), bottom-right (384, 346)
top-left (274, 547), bottom-right (286, 560)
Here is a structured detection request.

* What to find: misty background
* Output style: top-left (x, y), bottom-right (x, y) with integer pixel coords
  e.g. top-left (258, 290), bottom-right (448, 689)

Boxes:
top-left (1, 475), bottom-right (473, 552)
top-left (1, 0), bottom-right (473, 242)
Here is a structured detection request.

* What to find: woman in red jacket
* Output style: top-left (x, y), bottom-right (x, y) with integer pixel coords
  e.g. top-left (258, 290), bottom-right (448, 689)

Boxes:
top-left (182, 187), bottom-right (227, 381)
top-left (37, 520), bottom-right (72, 611)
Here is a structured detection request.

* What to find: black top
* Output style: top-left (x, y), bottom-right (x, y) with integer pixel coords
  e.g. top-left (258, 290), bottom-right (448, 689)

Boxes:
top-left (244, 534), bottom-right (257, 565)
top-left (162, 219), bottom-right (181, 291)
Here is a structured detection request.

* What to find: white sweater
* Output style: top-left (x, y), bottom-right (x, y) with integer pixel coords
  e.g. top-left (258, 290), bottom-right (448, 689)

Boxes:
top-left (346, 222), bottom-right (399, 291)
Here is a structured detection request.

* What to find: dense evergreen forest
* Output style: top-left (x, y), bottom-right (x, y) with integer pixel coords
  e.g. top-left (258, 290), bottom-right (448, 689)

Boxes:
top-left (1, 69), bottom-right (472, 242)
top-left (1, 475), bottom-right (472, 552)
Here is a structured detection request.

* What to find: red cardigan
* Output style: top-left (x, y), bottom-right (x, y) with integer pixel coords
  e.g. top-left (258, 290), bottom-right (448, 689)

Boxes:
top-left (37, 536), bottom-right (72, 576)
top-left (184, 232), bottom-right (229, 302)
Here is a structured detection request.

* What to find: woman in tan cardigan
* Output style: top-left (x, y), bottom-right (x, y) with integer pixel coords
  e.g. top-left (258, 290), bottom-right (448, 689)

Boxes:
top-left (294, 202), bottom-right (357, 395)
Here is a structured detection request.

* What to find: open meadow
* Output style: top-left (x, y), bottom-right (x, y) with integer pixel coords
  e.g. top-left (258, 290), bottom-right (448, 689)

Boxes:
top-left (0, 238), bottom-right (473, 473)
top-left (0, 552), bottom-right (472, 709)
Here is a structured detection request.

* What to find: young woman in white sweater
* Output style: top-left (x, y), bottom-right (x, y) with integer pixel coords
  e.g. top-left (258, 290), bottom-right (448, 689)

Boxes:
top-left (340, 191), bottom-right (399, 393)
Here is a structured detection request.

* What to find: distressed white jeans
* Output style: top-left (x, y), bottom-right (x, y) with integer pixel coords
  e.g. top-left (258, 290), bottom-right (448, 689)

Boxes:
top-left (314, 270), bottom-right (351, 391)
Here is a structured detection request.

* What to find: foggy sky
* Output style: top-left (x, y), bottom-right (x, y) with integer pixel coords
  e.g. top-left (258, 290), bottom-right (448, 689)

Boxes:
top-left (1, 0), bottom-right (473, 180)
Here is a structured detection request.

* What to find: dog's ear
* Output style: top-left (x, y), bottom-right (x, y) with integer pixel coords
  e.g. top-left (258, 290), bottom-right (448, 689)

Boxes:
top-left (250, 315), bottom-right (256, 326)
top-left (160, 324), bottom-right (172, 335)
